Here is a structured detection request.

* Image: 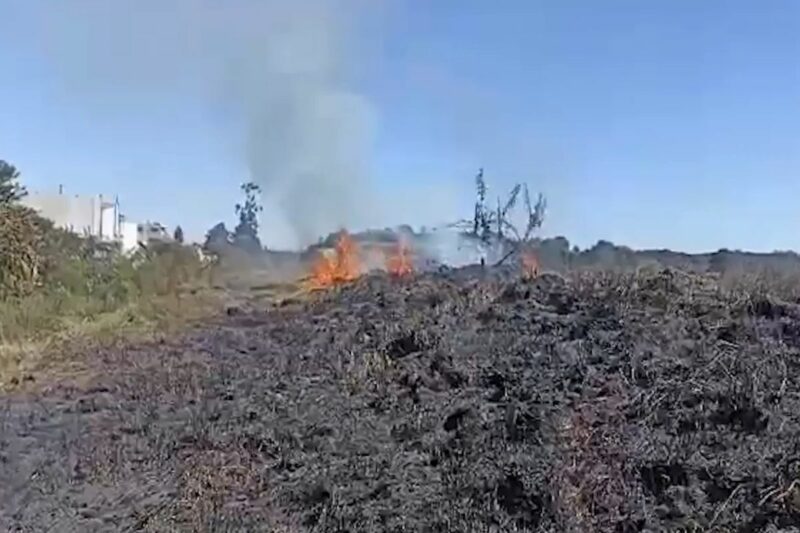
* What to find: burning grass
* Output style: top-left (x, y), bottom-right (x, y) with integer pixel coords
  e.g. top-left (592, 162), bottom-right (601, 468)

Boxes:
top-left (307, 230), bottom-right (361, 289)
top-left (385, 238), bottom-right (414, 277)
top-left (521, 248), bottom-right (540, 279)
top-left (306, 231), bottom-right (417, 290)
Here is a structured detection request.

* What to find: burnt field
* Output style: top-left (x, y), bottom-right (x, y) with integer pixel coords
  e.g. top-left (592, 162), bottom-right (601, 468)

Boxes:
top-left (2, 267), bottom-right (800, 532)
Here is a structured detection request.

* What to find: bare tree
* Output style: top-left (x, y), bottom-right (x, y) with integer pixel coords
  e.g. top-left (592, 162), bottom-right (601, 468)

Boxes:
top-left (449, 168), bottom-right (547, 265)
top-left (494, 184), bottom-right (547, 266)
top-left (521, 184), bottom-right (547, 241)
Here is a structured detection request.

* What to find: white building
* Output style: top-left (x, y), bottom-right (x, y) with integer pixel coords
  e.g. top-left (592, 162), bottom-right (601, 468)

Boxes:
top-left (23, 190), bottom-right (119, 239)
top-left (21, 189), bottom-right (158, 254)
top-left (136, 221), bottom-right (172, 247)
top-left (120, 219), bottom-right (139, 253)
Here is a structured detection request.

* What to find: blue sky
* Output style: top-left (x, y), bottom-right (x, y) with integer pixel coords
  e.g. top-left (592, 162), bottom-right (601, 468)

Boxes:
top-left (2, 1), bottom-right (799, 252)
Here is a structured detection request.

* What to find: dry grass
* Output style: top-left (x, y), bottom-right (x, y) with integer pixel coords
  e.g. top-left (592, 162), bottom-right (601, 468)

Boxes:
top-left (0, 205), bottom-right (45, 296)
top-left (0, 249), bottom-right (312, 389)
top-left (0, 243), bottom-right (229, 389)
top-left (0, 293), bottom-right (222, 389)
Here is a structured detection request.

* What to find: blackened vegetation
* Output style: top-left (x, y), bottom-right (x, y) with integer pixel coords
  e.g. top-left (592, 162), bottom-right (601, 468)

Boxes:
top-left (2, 268), bottom-right (800, 532)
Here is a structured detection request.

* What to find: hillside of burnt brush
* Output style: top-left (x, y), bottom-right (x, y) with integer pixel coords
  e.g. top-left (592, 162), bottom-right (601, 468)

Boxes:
top-left (2, 267), bottom-right (800, 532)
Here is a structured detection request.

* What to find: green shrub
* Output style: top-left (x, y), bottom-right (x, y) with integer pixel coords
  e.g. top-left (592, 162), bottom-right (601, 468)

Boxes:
top-left (1, 221), bottom-right (211, 347)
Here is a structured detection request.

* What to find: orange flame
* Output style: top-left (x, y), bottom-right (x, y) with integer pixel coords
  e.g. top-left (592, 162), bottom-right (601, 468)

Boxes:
top-left (386, 238), bottom-right (414, 277)
top-left (521, 249), bottom-right (540, 279)
top-left (308, 231), bottom-right (361, 289)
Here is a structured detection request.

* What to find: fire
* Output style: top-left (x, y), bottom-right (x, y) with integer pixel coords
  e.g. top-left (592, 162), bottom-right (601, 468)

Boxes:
top-left (308, 231), bottom-right (361, 289)
top-left (386, 238), bottom-right (414, 277)
top-left (521, 249), bottom-right (540, 279)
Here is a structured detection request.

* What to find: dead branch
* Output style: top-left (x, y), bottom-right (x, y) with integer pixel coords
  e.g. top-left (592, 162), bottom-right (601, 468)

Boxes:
top-left (449, 168), bottom-right (547, 267)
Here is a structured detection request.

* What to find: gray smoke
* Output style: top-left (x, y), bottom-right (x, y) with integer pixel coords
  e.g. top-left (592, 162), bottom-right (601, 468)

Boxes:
top-left (226, 1), bottom-right (381, 247)
top-left (22, 0), bottom-right (384, 248)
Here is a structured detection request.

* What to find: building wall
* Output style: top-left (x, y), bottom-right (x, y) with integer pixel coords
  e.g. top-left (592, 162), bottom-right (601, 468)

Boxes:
top-left (22, 192), bottom-right (119, 240)
top-left (22, 193), bottom-right (95, 236)
top-left (22, 191), bottom-right (174, 254)
top-left (100, 202), bottom-right (118, 240)
top-left (120, 221), bottom-right (139, 253)
top-left (137, 221), bottom-right (171, 245)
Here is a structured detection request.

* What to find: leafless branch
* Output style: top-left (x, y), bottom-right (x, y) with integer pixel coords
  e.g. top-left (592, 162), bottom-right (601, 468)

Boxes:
top-left (450, 168), bottom-right (547, 266)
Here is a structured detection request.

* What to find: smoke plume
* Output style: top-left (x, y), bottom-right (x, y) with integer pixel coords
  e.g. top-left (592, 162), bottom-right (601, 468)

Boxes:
top-left (228, 1), bottom-right (380, 247)
top-left (24, 0), bottom-right (383, 248)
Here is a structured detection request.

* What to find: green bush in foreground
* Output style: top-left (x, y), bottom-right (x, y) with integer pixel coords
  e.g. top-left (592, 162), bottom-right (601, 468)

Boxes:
top-left (2, 240), bottom-right (210, 337)
top-left (0, 211), bottom-right (214, 384)
top-left (0, 159), bottom-right (221, 385)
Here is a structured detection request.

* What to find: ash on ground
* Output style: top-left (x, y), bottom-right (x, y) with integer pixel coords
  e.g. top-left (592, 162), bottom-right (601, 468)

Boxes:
top-left (2, 267), bottom-right (800, 532)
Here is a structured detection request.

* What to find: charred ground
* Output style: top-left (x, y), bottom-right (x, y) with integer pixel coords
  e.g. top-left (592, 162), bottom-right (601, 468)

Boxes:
top-left (2, 267), bottom-right (800, 532)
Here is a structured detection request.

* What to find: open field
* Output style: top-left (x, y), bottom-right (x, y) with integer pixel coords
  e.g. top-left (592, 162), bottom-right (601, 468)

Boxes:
top-left (1, 266), bottom-right (799, 532)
